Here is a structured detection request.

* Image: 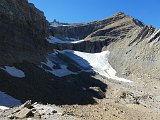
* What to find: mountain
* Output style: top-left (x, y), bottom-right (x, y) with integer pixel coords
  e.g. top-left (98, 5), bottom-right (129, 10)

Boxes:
top-left (49, 12), bottom-right (160, 81)
top-left (50, 12), bottom-right (144, 39)
top-left (0, 1), bottom-right (160, 119)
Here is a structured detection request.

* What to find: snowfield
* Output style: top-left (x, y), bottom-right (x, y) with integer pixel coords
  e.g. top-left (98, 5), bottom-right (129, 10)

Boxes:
top-left (0, 91), bottom-right (21, 110)
top-left (40, 47), bottom-right (132, 82)
top-left (0, 66), bottom-right (25, 78)
top-left (59, 50), bottom-right (132, 83)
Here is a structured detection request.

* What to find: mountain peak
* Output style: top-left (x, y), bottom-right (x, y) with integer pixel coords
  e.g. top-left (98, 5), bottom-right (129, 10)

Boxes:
top-left (109, 12), bottom-right (144, 27)
top-left (111, 12), bottom-right (129, 17)
top-left (115, 12), bottom-right (126, 15)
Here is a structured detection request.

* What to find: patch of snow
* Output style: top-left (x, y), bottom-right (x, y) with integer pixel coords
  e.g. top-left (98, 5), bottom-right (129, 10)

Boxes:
top-left (49, 22), bottom-right (86, 28)
top-left (41, 58), bottom-right (56, 68)
top-left (47, 36), bottom-right (68, 44)
top-left (40, 53), bottom-right (77, 77)
top-left (0, 106), bottom-right (9, 110)
top-left (50, 24), bottom-right (70, 27)
top-left (59, 50), bottom-right (132, 83)
top-left (0, 66), bottom-right (25, 78)
top-left (71, 39), bottom-right (86, 43)
top-left (47, 64), bottom-right (76, 77)
top-left (50, 22), bottom-right (70, 27)
top-left (0, 91), bottom-right (21, 110)
top-left (47, 36), bottom-right (85, 44)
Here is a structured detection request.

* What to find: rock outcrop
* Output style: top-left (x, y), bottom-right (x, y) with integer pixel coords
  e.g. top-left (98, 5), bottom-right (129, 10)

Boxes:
top-left (0, 0), bottom-right (49, 65)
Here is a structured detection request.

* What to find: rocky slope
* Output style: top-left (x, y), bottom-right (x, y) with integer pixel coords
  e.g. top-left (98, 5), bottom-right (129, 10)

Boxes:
top-left (0, 0), bottom-right (49, 65)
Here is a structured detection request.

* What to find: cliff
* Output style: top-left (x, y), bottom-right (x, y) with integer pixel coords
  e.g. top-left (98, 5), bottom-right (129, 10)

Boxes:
top-left (0, 0), bottom-right (49, 65)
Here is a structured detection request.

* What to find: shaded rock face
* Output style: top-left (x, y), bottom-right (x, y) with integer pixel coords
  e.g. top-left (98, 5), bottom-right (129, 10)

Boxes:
top-left (0, 0), bottom-right (49, 65)
top-left (0, 61), bottom-right (107, 105)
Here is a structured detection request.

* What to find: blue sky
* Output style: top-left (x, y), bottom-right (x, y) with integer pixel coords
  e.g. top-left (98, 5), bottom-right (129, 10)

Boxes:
top-left (28, 0), bottom-right (160, 28)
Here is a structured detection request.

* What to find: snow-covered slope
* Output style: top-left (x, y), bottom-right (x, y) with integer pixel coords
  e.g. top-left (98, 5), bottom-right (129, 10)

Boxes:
top-left (40, 53), bottom-right (77, 77)
top-left (0, 66), bottom-right (25, 78)
top-left (59, 50), bottom-right (132, 82)
top-left (0, 91), bottom-right (21, 110)
top-left (41, 50), bottom-right (132, 82)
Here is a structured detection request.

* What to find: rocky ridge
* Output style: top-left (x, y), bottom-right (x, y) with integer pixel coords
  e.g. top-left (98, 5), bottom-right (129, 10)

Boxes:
top-left (50, 12), bottom-right (144, 39)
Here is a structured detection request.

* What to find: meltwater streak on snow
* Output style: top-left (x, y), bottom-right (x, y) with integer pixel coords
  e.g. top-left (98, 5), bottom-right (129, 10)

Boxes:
top-left (60, 50), bottom-right (132, 83)
top-left (0, 91), bottom-right (21, 110)
top-left (0, 66), bottom-right (25, 78)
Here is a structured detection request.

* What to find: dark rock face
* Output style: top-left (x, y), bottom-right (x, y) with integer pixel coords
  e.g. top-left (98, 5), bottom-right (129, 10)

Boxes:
top-left (0, 0), bottom-right (107, 107)
top-left (0, 0), bottom-right (49, 65)
top-left (0, 61), bottom-right (107, 105)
